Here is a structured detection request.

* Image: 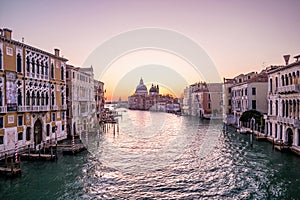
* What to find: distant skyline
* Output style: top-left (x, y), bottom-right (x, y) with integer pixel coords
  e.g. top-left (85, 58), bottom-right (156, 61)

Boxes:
top-left (1, 0), bottom-right (300, 101)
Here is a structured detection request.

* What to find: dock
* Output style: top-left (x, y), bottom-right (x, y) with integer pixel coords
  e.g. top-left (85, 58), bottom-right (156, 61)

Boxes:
top-left (0, 158), bottom-right (21, 177)
top-left (20, 153), bottom-right (56, 161)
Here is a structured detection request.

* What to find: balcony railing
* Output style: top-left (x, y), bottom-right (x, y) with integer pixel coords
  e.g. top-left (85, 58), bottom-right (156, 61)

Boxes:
top-left (51, 105), bottom-right (59, 110)
top-left (277, 116), bottom-right (300, 127)
top-left (0, 106), bottom-right (7, 113)
top-left (278, 84), bottom-right (300, 93)
top-left (17, 105), bottom-right (50, 112)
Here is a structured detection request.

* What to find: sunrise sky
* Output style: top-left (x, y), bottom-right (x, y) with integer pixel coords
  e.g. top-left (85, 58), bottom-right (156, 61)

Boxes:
top-left (1, 0), bottom-right (300, 101)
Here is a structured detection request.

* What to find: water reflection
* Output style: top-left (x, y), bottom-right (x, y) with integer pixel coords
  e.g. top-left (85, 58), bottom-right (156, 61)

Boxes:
top-left (1, 110), bottom-right (300, 199)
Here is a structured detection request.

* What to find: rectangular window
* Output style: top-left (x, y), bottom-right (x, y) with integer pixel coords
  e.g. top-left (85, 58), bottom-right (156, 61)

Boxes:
top-left (52, 113), bottom-right (55, 121)
top-left (62, 112), bottom-right (65, 120)
top-left (252, 100), bottom-right (257, 110)
top-left (252, 87), bottom-right (256, 95)
top-left (228, 99), bottom-right (231, 106)
top-left (18, 132), bottom-right (23, 140)
top-left (66, 71), bottom-right (69, 79)
top-left (18, 115), bottom-right (23, 126)
top-left (62, 124), bottom-right (65, 131)
top-left (0, 135), bottom-right (3, 144)
top-left (0, 117), bottom-right (3, 128)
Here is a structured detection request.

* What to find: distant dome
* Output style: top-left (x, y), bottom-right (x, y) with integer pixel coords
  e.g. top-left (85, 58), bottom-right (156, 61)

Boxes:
top-left (149, 84), bottom-right (158, 93)
top-left (136, 84), bottom-right (147, 91)
top-left (135, 78), bottom-right (148, 96)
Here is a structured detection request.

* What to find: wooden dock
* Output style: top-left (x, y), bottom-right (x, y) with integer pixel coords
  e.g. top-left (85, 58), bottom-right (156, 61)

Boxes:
top-left (0, 166), bottom-right (21, 176)
top-left (20, 153), bottom-right (56, 161)
top-left (0, 158), bottom-right (21, 177)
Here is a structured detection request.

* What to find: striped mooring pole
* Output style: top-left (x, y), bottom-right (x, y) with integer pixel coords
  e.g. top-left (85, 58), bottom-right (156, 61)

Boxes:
top-left (15, 142), bottom-right (18, 163)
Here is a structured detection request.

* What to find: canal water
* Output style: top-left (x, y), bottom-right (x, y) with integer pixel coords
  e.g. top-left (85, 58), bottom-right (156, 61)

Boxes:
top-left (1, 110), bottom-right (300, 199)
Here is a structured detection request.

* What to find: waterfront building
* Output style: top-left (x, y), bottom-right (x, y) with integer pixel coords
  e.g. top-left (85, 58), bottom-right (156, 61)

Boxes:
top-left (66, 65), bottom-right (97, 135)
top-left (264, 55), bottom-right (300, 149)
top-left (94, 79), bottom-right (105, 123)
top-left (128, 78), bottom-right (178, 112)
top-left (0, 28), bottom-right (67, 157)
top-left (225, 71), bottom-right (268, 127)
top-left (182, 82), bottom-right (223, 119)
top-left (223, 78), bottom-right (235, 124)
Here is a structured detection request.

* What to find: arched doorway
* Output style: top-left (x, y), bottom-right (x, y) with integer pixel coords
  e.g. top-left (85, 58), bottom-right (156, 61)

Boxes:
top-left (34, 119), bottom-right (43, 146)
top-left (286, 128), bottom-right (293, 146)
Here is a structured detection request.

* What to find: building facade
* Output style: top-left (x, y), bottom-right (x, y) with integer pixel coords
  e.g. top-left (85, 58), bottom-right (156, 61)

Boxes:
top-left (128, 78), bottom-right (179, 112)
top-left (66, 65), bottom-right (97, 135)
top-left (182, 82), bottom-right (223, 118)
top-left (224, 71), bottom-right (268, 127)
top-left (265, 55), bottom-right (300, 148)
top-left (0, 28), bottom-right (67, 157)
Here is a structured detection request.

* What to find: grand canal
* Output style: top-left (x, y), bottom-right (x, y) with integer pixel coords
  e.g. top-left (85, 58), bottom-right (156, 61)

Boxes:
top-left (1, 110), bottom-right (300, 199)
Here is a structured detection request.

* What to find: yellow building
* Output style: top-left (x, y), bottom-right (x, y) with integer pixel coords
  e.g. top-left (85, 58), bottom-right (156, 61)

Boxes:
top-left (0, 28), bottom-right (68, 157)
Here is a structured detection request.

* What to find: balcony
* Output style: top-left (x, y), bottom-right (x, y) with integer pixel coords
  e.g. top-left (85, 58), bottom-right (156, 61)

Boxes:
top-left (278, 84), bottom-right (300, 94)
top-left (277, 116), bottom-right (300, 127)
top-left (17, 106), bottom-right (30, 112)
top-left (0, 106), bottom-right (7, 113)
top-left (51, 105), bottom-right (59, 110)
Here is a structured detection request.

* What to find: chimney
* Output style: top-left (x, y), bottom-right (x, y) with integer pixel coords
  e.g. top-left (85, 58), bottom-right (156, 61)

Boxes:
top-left (3, 28), bottom-right (12, 40)
top-left (54, 48), bottom-right (60, 57)
top-left (283, 55), bottom-right (290, 65)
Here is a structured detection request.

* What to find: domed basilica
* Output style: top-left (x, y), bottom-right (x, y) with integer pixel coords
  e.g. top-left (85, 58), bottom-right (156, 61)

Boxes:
top-left (128, 78), bottom-right (179, 112)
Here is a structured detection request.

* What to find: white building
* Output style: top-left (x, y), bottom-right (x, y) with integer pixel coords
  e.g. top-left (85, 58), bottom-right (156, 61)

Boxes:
top-left (265, 54), bottom-right (300, 149)
top-left (66, 65), bottom-right (96, 135)
top-left (228, 71), bottom-right (268, 127)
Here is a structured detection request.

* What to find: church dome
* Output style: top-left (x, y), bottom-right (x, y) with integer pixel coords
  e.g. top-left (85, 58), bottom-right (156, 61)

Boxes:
top-left (135, 78), bottom-right (148, 95)
top-left (149, 84), bottom-right (158, 93)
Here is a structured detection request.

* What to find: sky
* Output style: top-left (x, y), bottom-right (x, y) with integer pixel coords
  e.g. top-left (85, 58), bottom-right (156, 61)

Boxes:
top-left (1, 0), bottom-right (300, 101)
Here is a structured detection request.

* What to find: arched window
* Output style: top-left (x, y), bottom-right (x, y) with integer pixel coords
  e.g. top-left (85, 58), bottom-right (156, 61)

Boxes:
top-left (46, 92), bottom-right (49, 105)
top-left (41, 62), bottom-right (44, 75)
top-left (282, 100), bottom-right (285, 117)
top-left (32, 58), bottom-right (35, 73)
top-left (36, 92), bottom-right (40, 106)
top-left (51, 92), bottom-right (55, 105)
top-left (45, 63), bottom-right (48, 76)
top-left (41, 92), bottom-right (45, 106)
top-left (17, 89), bottom-right (22, 106)
top-left (275, 100), bottom-right (278, 116)
top-left (0, 88), bottom-right (2, 106)
top-left (281, 75), bottom-right (284, 86)
top-left (61, 92), bottom-right (64, 105)
top-left (285, 74), bottom-right (288, 86)
top-left (51, 63), bottom-right (54, 79)
top-left (26, 91), bottom-right (30, 106)
top-left (26, 57), bottom-right (30, 72)
top-left (17, 53), bottom-right (22, 73)
top-left (0, 49), bottom-right (2, 69)
top-left (32, 91), bottom-right (35, 105)
top-left (46, 124), bottom-right (50, 136)
top-left (36, 60), bottom-right (40, 74)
